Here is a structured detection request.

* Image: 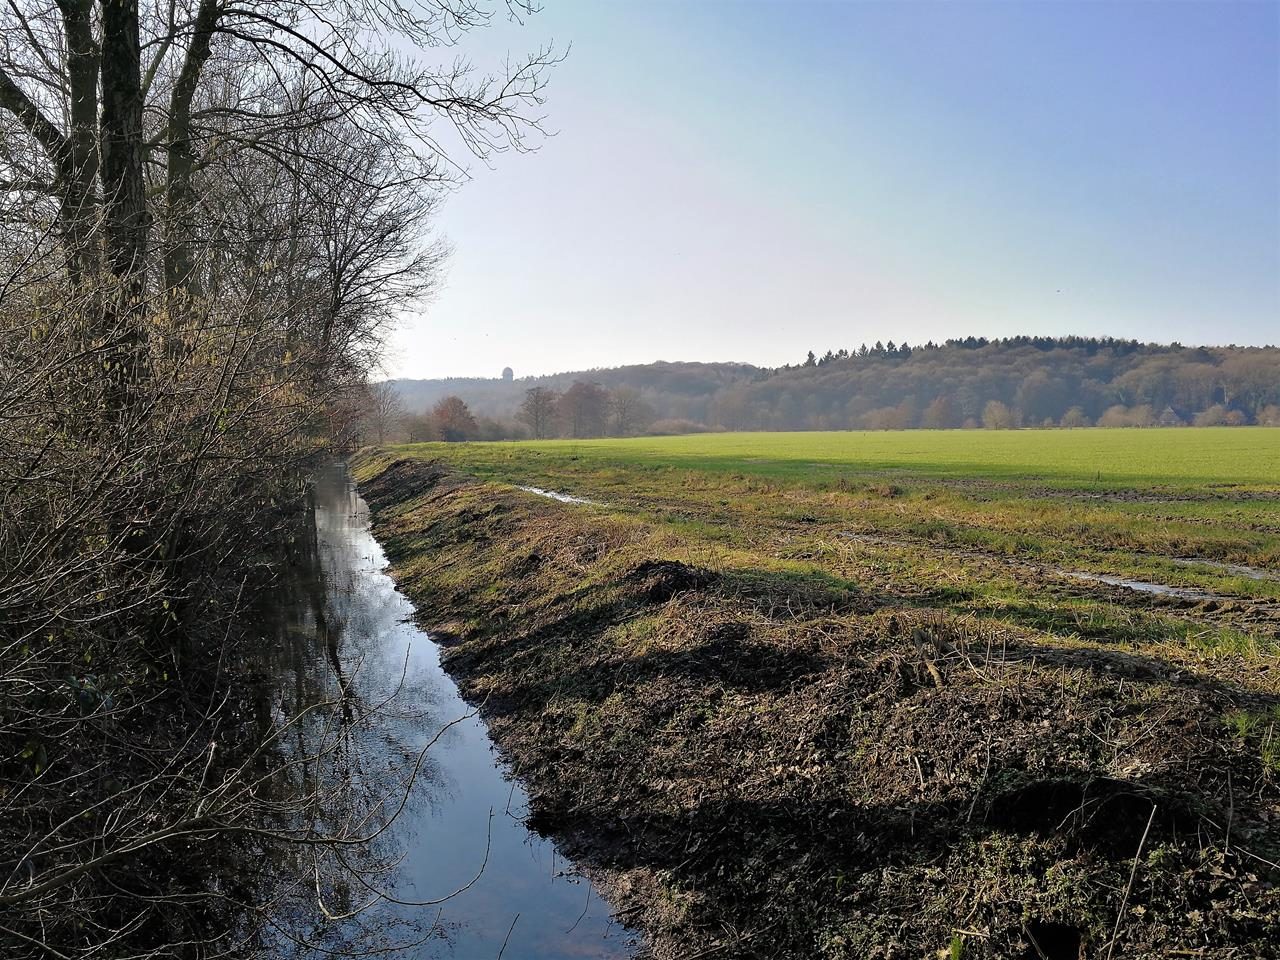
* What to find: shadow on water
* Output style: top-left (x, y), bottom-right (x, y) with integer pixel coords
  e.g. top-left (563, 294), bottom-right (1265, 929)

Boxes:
top-left (261, 463), bottom-right (635, 959)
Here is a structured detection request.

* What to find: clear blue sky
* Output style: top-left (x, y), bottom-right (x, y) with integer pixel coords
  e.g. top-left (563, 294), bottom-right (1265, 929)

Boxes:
top-left (387, 0), bottom-right (1279, 379)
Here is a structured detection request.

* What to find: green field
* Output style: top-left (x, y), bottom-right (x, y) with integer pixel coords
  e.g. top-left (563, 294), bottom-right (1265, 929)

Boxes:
top-left (393, 426), bottom-right (1280, 488)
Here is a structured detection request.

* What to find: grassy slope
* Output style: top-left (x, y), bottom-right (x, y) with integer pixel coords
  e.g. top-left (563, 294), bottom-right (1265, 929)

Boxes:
top-left (354, 430), bottom-right (1280, 960)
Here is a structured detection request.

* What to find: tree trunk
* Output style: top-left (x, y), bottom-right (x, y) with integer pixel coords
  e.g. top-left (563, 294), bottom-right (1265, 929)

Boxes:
top-left (59, 0), bottom-right (101, 283)
top-left (98, 0), bottom-right (149, 417)
top-left (99, 0), bottom-right (147, 291)
top-left (163, 0), bottom-right (220, 304)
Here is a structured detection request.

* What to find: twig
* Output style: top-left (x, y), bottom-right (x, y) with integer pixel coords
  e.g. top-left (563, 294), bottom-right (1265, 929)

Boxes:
top-left (966, 733), bottom-right (992, 823)
top-left (1025, 927), bottom-right (1051, 960)
top-left (496, 913), bottom-right (519, 960)
top-left (564, 880), bottom-right (591, 935)
top-left (1105, 803), bottom-right (1157, 960)
top-left (1224, 769), bottom-right (1233, 857)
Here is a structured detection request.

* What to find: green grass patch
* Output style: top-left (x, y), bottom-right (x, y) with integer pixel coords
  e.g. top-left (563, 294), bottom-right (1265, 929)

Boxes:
top-left (389, 426), bottom-right (1280, 490)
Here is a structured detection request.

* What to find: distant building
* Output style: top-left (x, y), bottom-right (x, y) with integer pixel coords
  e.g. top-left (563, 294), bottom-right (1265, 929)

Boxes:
top-left (502, 366), bottom-right (514, 382)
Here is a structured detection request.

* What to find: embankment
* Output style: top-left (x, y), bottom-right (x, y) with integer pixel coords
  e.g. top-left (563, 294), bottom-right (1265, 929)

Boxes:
top-left (352, 453), bottom-right (1280, 960)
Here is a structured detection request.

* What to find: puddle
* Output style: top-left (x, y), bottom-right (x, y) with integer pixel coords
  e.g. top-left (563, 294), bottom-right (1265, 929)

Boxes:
top-left (836, 530), bottom-right (1230, 603)
top-left (516, 485), bottom-right (600, 506)
top-left (1063, 571), bottom-right (1217, 601)
top-left (1171, 558), bottom-right (1278, 582)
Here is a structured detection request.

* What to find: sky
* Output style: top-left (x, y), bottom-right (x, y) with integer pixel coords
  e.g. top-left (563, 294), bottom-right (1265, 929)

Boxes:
top-left (386, 0), bottom-right (1280, 380)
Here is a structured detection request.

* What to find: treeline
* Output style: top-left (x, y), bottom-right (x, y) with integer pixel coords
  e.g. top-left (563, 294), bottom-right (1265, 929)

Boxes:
top-left (365, 379), bottom-right (685, 442)
top-left (391, 361), bottom-right (764, 425)
top-left (736, 337), bottom-right (1280, 430)
top-left (401, 382), bottom-right (678, 440)
top-left (388, 337), bottom-right (1280, 437)
top-left (0, 0), bottom-right (547, 956)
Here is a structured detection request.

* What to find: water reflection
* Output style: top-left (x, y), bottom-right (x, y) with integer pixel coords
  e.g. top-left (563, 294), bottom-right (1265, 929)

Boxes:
top-left (266, 464), bottom-right (633, 959)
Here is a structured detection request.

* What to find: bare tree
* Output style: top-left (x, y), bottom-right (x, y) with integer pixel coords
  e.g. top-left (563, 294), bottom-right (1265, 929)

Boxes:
top-left (363, 382), bottom-right (406, 445)
top-left (519, 385), bottom-right (559, 439)
top-left (982, 400), bottom-right (1017, 430)
top-left (609, 386), bottom-right (653, 436)
top-left (1, 0), bottom-right (556, 302)
top-left (921, 396), bottom-right (958, 430)
top-left (557, 380), bottom-right (609, 439)
top-left (432, 395), bottom-right (478, 442)
top-left (0, 1), bottom-right (556, 956)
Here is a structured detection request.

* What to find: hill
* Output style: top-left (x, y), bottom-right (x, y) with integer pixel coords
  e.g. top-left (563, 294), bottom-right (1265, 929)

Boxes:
top-left (389, 338), bottom-right (1280, 436)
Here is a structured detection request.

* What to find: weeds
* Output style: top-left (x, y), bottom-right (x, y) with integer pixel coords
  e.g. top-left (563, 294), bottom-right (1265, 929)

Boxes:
top-left (1225, 707), bottom-right (1280, 773)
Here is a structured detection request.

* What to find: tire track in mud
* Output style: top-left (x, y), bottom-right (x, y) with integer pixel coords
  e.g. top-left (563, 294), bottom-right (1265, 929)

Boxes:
top-left (916, 474), bottom-right (1280, 505)
top-left (827, 529), bottom-right (1280, 640)
top-left (507, 483), bottom-right (1280, 637)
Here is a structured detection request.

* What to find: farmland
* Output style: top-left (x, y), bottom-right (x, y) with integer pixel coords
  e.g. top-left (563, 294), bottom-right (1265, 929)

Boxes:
top-left (389, 428), bottom-right (1280, 612)
top-left (395, 426), bottom-right (1280, 487)
top-left (354, 427), bottom-right (1280, 959)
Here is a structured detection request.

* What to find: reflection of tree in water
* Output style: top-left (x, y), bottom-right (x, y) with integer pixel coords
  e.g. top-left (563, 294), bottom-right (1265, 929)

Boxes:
top-left (252, 466), bottom-right (470, 958)
top-left (250, 465), bottom-right (631, 960)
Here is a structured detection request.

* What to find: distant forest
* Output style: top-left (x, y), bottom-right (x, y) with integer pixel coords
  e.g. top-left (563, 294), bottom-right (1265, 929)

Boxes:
top-left (386, 337), bottom-right (1280, 439)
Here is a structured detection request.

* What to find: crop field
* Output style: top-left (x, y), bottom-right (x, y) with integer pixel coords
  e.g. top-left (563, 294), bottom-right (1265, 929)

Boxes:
top-left (359, 427), bottom-right (1280, 959)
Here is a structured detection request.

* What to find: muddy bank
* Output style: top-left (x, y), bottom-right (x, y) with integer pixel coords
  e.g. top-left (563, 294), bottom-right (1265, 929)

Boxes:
top-left (353, 455), bottom-right (1280, 960)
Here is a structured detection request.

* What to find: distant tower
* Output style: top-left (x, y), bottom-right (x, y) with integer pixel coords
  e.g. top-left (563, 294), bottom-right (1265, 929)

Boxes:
top-left (502, 366), bottom-right (514, 382)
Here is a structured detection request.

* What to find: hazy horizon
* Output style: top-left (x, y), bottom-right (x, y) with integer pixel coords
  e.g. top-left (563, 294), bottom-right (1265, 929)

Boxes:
top-left (386, 0), bottom-right (1279, 381)
top-left (391, 336), bottom-right (1280, 384)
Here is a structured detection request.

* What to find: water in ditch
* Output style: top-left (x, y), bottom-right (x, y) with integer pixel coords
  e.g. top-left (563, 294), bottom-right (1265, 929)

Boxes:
top-left (263, 464), bottom-right (633, 959)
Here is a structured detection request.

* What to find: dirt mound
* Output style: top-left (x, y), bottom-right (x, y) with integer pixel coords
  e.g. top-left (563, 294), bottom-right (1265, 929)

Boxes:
top-left (624, 559), bottom-right (717, 602)
top-left (357, 456), bottom-right (450, 506)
